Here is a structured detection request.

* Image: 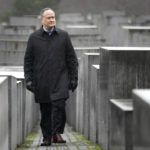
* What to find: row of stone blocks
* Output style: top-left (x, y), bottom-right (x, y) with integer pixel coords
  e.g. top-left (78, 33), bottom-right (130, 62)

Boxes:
top-left (1, 22), bottom-right (150, 66)
top-left (110, 90), bottom-right (150, 150)
top-left (0, 74), bottom-right (39, 150)
top-left (66, 47), bottom-right (150, 150)
top-left (0, 25), bottom-right (102, 66)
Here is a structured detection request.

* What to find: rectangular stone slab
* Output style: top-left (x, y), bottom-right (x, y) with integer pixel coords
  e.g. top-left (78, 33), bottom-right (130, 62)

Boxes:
top-left (109, 99), bottom-right (133, 150)
top-left (132, 89), bottom-right (150, 150)
top-left (89, 65), bottom-right (100, 143)
top-left (98, 47), bottom-right (150, 150)
top-left (122, 26), bottom-right (150, 46)
top-left (0, 77), bottom-right (9, 150)
top-left (82, 53), bottom-right (100, 138)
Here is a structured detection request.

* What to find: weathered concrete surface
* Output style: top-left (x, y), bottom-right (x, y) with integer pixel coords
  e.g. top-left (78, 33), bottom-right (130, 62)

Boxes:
top-left (66, 47), bottom-right (100, 133)
top-left (0, 35), bottom-right (28, 41)
top-left (81, 53), bottom-right (100, 139)
top-left (89, 65), bottom-right (100, 143)
top-left (0, 77), bottom-right (9, 150)
top-left (0, 76), bottom-right (18, 150)
top-left (0, 39), bottom-right (27, 65)
top-left (16, 81), bottom-right (24, 145)
top-left (101, 11), bottom-right (128, 46)
top-left (0, 66), bottom-right (24, 78)
top-left (98, 47), bottom-right (150, 150)
top-left (57, 13), bottom-right (86, 29)
top-left (75, 47), bottom-right (100, 58)
top-left (8, 76), bottom-right (18, 150)
top-left (0, 67), bottom-right (39, 150)
top-left (122, 26), bottom-right (150, 46)
top-left (132, 90), bottom-right (150, 150)
top-left (109, 99), bottom-right (133, 150)
top-left (1, 25), bottom-right (34, 35)
top-left (66, 25), bottom-right (103, 47)
top-left (24, 87), bottom-right (39, 137)
top-left (66, 91), bottom-right (77, 128)
top-left (9, 16), bottom-right (40, 29)
top-left (73, 53), bottom-right (100, 136)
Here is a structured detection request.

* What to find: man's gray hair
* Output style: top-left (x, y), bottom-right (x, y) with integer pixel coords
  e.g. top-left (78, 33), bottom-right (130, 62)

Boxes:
top-left (40, 8), bottom-right (55, 18)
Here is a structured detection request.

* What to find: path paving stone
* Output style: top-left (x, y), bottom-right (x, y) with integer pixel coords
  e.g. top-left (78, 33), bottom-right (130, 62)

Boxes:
top-left (15, 124), bottom-right (102, 150)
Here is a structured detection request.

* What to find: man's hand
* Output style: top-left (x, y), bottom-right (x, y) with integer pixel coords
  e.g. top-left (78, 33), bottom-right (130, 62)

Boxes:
top-left (69, 79), bottom-right (78, 92)
top-left (26, 81), bottom-right (34, 92)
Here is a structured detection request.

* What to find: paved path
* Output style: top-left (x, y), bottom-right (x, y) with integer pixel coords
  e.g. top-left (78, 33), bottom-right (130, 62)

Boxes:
top-left (16, 124), bottom-right (102, 150)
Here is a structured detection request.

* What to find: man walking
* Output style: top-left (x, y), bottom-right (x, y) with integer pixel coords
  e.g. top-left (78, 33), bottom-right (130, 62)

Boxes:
top-left (24, 8), bottom-right (78, 146)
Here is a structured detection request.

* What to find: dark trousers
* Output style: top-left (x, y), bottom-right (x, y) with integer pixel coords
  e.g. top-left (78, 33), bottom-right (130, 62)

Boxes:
top-left (40, 99), bottom-right (66, 140)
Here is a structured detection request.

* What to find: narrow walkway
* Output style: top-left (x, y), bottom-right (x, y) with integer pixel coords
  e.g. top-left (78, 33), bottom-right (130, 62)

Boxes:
top-left (16, 124), bottom-right (102, 150)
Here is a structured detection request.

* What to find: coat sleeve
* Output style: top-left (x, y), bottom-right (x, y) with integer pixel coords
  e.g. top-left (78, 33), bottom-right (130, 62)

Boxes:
top-left (24, 35), bottom-right (34, 83)
top-left (65, 32), bottom-right (78, 81)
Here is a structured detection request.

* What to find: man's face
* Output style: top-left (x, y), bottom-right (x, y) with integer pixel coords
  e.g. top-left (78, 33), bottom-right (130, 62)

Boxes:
top-left (41, 10), bottom-right (56, 30)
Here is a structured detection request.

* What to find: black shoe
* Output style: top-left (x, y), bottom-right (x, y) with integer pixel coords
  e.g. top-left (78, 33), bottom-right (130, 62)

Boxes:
top-left (53, 134), bottom-right (66, 143)
top-left (41, 139), bottom-right (51, 146)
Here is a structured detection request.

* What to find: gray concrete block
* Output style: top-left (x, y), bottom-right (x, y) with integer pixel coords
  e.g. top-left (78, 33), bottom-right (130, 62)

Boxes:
top-left (0, 40), bottom-right (27, 65)
top-left (58, 13), bottom-right (85, 23)
top-left (136, 15), bottom-right (150, 25)
top-left (75, 47), bottom-right (100, 59)
top-left (66, 48), bottom-right (100, 129)
top-left (98, 47), bottom-right (150, 150)
top-left (75, 53), bottom-right (100, 135)
top-left (24, 88), bottom-right (39, 137)
top-left (102, 10), bottom-right (126, 18)
top-left (66, 25), bottom-right (100, 35)
top-left (132, 89), bottom-right (150, 150)
top-left (0, 75), bottom-right (18, 150)
top-left (8, 76), bottom-right (18, 150)
top-left (0, 66), bottom-right (24, 79)
top-left (2, 25), bottom-right (34, 35)
top-left (89, 65), bottom-right (100, 143)
top-left (0, 51), bottom-right (25, 65)
top-left (0, 77), bottom-right (9, 150)
top-left (66, 91), bottom-right (77, 127)
top-left (66, 25), bottom-right (103, 47)
top-left (0, 40), bottom-right (26, 51)
top-left (100, 11), bottom-right (128, 46)
top-left (73, 48), bottom-right (100, 133)
top-left (9, 16), bottom-right (40, 29)
top-left (0, 35), bottom-right (28, 41)
top-left (57, 13), bottom-right (85, 29)
top-left (16, 81), bottom-right (24, 145)
top-left (18, 79), bottom-right (39, 140)
top-left (82, 53), bottom-right (100, 139)
top-left (0, 67), bottom-right (39, 149)
top-left (122, 26), bottom-right (150, 46)
top-left (75, 58), bottom-right (84, 133)
top-left (109, 99), bottom-right (133, 150)
top-left (70, 34), bottom-right (102, 47)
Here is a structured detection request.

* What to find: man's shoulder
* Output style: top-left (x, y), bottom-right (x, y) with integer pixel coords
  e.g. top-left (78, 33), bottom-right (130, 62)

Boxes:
top-left (55, 27), bottom-right (68, 35)
top-left (30, 28), bottom-right (42, 37)
top-left (27, 28), bottom-right (44, 41)
top-left (29, 27), bottom-right (69, 39)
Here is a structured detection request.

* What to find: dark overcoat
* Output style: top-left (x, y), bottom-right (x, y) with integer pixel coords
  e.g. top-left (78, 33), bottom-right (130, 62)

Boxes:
top-left (24, 27), bottom-right (78, 103)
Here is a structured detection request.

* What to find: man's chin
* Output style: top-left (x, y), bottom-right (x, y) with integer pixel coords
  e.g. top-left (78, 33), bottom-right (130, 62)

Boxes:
top-left (49, 26), bottom-right (54, 28)
top-left (49, 24), bottom-right (55, 27)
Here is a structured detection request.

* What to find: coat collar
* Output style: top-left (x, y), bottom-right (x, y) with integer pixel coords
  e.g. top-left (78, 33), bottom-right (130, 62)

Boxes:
top-left (39, 26), bottom-right (59, 36)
